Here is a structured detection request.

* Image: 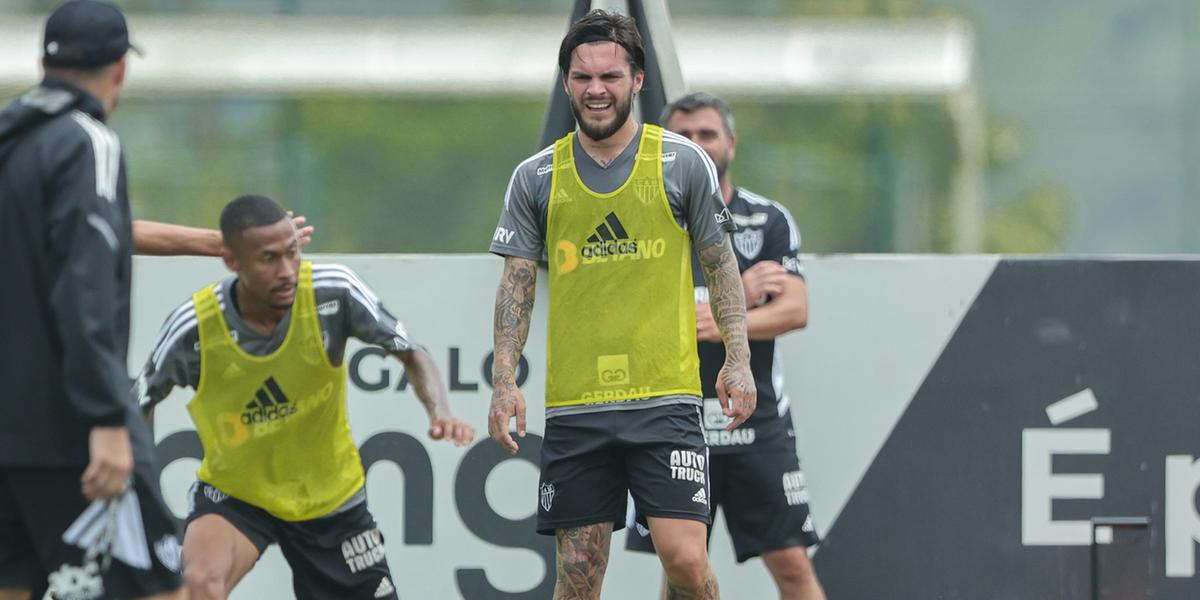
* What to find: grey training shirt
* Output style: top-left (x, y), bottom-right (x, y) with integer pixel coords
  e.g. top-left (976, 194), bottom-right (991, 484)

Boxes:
top-left (489, 124), bottom-right (735, 418)
top-left (136, 263), bottom-right (412, 409)
top-left (135, 263), bottom-right (412, 513)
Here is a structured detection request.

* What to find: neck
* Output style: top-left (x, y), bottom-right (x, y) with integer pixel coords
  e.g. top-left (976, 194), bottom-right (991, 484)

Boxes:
top-left (720, 176), bottom-right (735, 205)
top-left (48, 75), bottom-right (115, 118)
top-left (234, 278), bottom-right (287, 335)
top-left (577, 118), bottom-right (640, 167)
top-left (80, 82), bottom-right (117, 118)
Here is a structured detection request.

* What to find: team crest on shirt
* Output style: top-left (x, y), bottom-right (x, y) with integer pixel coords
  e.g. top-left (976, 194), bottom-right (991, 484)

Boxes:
top-left (633, 176), bottom-right (657, 205)
top-left (539, 482), bottom-right (556, 512)
top-left (733, 228), bottom-right (764, 259)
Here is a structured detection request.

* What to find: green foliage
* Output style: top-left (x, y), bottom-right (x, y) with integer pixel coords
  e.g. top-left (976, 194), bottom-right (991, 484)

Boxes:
top-left (985, 182), bottom-right (1073, 254)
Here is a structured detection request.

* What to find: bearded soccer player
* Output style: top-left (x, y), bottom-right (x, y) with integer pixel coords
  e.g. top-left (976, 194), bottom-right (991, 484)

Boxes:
top-left (625, 92), bottom-right (827, 600)
top-left (137, 195), bottom-right (474, 600)
top-left (487, 11), bottom-right (755, 600)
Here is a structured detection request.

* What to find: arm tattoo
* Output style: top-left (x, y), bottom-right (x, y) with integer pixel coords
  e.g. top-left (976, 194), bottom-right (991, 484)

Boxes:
top-left (493, 257), bottom-right (537, 388)
top-left (697, 236), bottom-right (750, 367)
top-left (554, 524), bottom-right (612, 599)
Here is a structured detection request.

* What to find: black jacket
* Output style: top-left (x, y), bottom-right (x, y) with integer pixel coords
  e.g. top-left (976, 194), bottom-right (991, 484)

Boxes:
top-left (0, 80), bottom-right (136, 466)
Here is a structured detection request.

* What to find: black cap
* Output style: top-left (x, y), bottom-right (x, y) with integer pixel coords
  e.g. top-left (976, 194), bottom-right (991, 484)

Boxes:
top-left (43, 0), bottom-right (141, 69)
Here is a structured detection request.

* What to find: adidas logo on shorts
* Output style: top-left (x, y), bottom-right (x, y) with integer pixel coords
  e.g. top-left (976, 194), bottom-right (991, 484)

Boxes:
top-left (691, 487), bottom-right (708, 505)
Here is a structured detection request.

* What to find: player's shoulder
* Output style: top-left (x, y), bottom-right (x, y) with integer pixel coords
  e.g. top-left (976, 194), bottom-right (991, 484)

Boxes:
top-left (735, 188), bottom-right (802, 246)
top-left (52, 109), bottom-right (117, 154)
top-left (734, 188), bottom-right (787, 216)
top-left (659, 129), bottom-right (719, 187)
top-left (28, 108), bottom-right (115, 173)
top-left (158, 281), bottom-right (229, 328)
top-left (312, 262), bottom-right (373, 291)
top-left (511, 143), bottom-right (556, 180)
top-left (659, 129), bottom-right (711, 167)
top-left (310, 262), bottom-right (381, 306)
top-left (148, 282), bottom-right (228, 365)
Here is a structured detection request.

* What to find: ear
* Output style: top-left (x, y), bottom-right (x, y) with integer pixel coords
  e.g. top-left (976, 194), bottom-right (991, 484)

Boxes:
top-left (729, 133), bottom-right (738, 161)
top-left (221, 244), bottom-right (238, 273)
top-left (111, 55), bottom-right (127, 88)
top-left (632, 69), bottom-right (644, 94)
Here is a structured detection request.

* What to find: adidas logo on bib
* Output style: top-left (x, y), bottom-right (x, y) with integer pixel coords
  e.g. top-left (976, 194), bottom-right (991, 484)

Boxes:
top-left (691, 487), bottom-right (708, 505)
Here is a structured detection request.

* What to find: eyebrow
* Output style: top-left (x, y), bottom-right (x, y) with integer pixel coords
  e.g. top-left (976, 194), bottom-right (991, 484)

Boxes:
top-left (571, 67), bottom-right (627, 77)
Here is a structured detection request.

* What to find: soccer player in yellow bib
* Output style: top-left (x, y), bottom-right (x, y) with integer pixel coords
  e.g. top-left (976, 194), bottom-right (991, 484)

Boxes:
top-left (487, 11), bottom-right (756, 600)
top-left (137, 195), bottom-right (474, 600)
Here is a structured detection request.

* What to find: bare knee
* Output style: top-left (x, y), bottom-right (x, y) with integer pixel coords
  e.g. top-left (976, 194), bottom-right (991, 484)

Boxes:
top-left (774, 553), bottom-right (815, 584)
top-left (763, 548), bottom-right (824, 598)
top-left (184, 560), bottom-right (229, 600)
top-left (660, 545), bottom-right (711, 589)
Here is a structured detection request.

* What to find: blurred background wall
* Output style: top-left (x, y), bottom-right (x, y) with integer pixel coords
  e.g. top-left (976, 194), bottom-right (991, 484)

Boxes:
top-left (0, 0), bottom-right (1196, 255)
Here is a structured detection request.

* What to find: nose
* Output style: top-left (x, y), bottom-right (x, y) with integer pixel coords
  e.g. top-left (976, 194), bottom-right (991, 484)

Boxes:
top-left (280, 258), bottom-right (297, 280)
top-left (586, 77), bottom-right (606, 96)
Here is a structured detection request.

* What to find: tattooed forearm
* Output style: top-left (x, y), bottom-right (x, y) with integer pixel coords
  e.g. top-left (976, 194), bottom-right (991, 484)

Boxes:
top-left (697, 236), bottom-right (750, 366)
top-left (398, 347), bottom-right (450, 418)
top-left (555, 524), bottom-right (612, 600)
top-left (666, 572), bottom-right (720, 600)
top-left (493, 256), bottom-right (537, 387)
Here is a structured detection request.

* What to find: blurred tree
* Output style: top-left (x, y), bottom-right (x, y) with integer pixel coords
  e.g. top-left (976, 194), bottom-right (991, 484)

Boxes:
top-left (74, 0), bottom-right (1098, 254)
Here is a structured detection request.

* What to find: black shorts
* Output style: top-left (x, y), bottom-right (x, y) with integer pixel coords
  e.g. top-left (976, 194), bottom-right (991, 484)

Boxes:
top-left (537, 403), bottom-right (711, 535)
top-left (625, 449), bottom-right (821, 562)
top-left (186, 481), bottom-right (397, 600)
top-left (0, 463), bottom-right (183, 598)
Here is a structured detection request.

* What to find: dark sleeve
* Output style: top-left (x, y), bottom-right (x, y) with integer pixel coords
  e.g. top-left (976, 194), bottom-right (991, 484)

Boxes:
top-left (135, 304), bottom-right (202, 413)
top-left (763, 205), bottom-right (805, 278)
top-left (45, 132), bottom-right (131, 427)
top-left (339, 270), bottom-right (414, 353)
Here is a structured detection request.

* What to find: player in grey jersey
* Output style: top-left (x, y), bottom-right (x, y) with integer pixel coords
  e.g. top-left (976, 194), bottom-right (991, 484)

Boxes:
top-left (138, 264), bottom-right (412, 404)
top-left (625, 93), bottom-right (826, 600)
top-left (137, 195), bottom-right (473, 599)
top-left (489, 45), bottom-right (732, 422)
top-left (488, 11), bottom-right (757, 600)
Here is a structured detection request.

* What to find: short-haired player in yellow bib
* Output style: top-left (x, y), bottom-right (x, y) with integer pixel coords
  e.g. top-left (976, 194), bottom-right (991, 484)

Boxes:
top-left (136, 195), bottom-right (474, 600)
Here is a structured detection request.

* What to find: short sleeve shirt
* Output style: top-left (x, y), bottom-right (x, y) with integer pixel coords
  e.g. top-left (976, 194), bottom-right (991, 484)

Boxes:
top-left (489, 124), bottom-right (734, 259)
top-left (136, 263), bottom-right (412, 411)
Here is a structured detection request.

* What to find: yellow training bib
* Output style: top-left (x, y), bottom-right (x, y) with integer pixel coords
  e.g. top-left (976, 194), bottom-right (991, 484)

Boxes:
top-left (188, 261), bottom-right (363, 521)
top-left (545, 125), bottom-right (701, 408)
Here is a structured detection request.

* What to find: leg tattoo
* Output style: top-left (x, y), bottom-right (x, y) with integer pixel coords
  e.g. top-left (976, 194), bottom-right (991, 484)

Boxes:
top-left (554, 524), bottom-right (613, 600)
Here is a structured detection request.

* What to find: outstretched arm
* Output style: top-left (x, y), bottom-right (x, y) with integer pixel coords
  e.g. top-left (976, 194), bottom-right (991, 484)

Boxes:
top-left (488, 256), bottom-right (537, 455)
top-left (132, 220), bottom-right (221, 256)
top-left (696, 236), bottom-right (756, 430)
top-left (133, 213), bottom-right (314, 256)
top-left (395, 347), bottom-right (473, 446)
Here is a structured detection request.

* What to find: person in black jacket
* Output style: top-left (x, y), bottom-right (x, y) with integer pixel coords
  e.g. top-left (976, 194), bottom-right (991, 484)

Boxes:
top-left (0, 2), bottom-right (185, 599)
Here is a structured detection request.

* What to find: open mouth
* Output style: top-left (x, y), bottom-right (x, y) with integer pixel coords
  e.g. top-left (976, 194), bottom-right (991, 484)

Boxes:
top-left (585, 100), bottom-right (613, 114)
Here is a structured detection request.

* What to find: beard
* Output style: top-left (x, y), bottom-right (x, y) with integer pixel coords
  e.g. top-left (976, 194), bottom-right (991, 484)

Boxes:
top-left (569, 90), bottom-right (635, 141)
top-left (712, 154), bottom-right (730, 181)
